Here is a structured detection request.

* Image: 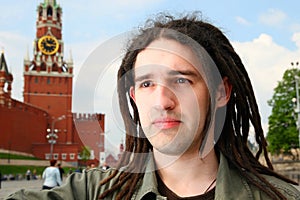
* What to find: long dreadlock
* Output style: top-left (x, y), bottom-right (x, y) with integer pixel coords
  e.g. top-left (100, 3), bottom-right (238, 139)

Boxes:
top-left (98, 12), bottom-right (297, 200)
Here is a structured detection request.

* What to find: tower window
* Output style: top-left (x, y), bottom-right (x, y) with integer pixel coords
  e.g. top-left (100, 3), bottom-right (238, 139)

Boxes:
top-left (47, 6), bottom-right (53, 17)
top-left (52, 64), bottom-right (59, 72)
top-left (35, 77), bottom-right (38, 83)
top-left (41, 63), bottom-right (46, 71)
top-left (29, 63), bottom-right (36, 71)
top-left (62, 63), bottom-right (68, 72)
top-left (47, 77), bottom-right (51, 84)
top-left (57, 12), bottom-right (61, 22)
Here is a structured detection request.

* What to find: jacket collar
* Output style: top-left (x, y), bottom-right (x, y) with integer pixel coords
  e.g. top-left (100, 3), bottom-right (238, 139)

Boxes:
top-left (134, 153), bottom-right (252, 200)
top-left (215, 153), bottom-right (253, 199)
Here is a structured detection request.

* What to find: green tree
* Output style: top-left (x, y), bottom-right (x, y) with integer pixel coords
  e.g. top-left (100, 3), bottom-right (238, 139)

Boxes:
top-left (79, 146), bottom-right (91, 165)
top-left (267, 67), bottom-right (300, 157)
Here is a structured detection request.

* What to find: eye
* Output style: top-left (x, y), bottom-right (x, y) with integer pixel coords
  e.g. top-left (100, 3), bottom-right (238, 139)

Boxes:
top-left (176, 78), bottom-right (190, 84)
top-left (140, 81), bottom-right (153, 88)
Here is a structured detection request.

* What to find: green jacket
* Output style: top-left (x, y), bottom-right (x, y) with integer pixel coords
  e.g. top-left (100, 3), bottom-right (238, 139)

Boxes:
top-left (6, 154), bottom-right (300, 200)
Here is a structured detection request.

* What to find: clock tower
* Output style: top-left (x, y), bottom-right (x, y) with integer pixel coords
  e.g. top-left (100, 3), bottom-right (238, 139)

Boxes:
top-left (23, 0), bottom-right (73, 144)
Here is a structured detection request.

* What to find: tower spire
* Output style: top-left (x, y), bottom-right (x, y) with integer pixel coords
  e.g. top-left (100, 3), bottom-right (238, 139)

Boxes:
top-left (0, 51), bottom-right (13, 106)
top-left (44, 0), bottom-right (57, 6)
top-left (0, 51), bottom-right (10, 75)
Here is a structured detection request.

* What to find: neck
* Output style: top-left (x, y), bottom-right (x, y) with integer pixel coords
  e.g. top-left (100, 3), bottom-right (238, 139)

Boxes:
top-left (154, 149), bottom-right (219, 197)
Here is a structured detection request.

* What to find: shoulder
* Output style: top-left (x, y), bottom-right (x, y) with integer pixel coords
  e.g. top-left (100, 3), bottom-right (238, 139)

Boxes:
top-left (66, 166), bottom-right (121, 188)
top-left (49, 166), bottom-right (58, 171)
top-left (218, 154), bottom-right (300, 199)
top-left (74, 167), bottom-right (121, 198)
top-left (84, 167), bottom-right (119, 182)
top-left (43, 167), bottom-right (50, 172)
top-left (5, 167), bottom-right (121, 200)
top-left (262, 175), bottom-right (300, 199)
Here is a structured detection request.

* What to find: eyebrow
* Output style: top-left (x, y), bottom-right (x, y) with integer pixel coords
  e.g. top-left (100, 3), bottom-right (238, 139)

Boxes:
top-left (134, 74), bottom-right (154, 83)
top-left (134, 69), bottom-right (199, 83)
top-left (168, 69), bottom-right (199, 77)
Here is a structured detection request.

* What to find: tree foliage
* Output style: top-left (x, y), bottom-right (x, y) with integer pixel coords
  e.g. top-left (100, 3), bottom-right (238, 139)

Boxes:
top-left (79, 146), bottom-right (91, 163)
top-left (267, 67), bottom-right (300, 155)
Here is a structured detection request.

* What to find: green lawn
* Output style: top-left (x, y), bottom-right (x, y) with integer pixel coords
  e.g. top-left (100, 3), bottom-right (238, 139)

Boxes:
top-left (0, 165), bottom-right (46, 177)
top-left (0, 153), bottom-right (41, 160)
top-left (0, 153), bottom-right (75, 178)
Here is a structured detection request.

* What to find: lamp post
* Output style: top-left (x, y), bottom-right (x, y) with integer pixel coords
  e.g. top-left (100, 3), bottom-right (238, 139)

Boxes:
top-left (295, 76), bottom-right (300, 149)
top-left (292, 62), bottom-right (300, 149)
top-left (46, 115), bottom-right (65, 159)
top-left (98, 132), bottom-right (106, 166)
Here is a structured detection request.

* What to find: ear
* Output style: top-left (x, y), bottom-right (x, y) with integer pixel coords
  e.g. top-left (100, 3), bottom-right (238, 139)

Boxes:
top-left (129, 86), bottom-right (136, 103)
top-left (216, 77), bottom-right (232, 108)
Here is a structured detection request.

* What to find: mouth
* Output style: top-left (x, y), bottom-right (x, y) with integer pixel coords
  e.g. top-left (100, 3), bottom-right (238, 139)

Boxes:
top-left (152, 118), bottom-right (182, 129)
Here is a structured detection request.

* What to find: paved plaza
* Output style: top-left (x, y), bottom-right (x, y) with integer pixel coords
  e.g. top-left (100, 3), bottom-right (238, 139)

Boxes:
top-left (1, 179), bottom-right (47, 199)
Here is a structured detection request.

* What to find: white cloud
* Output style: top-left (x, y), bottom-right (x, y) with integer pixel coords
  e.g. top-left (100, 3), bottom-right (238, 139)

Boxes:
top-left (236, 16), bottom-right (251, 26)
top-left (290, 23), bottom-right (300, 33)
top-left (259, 8), bottom-right (287, 27)
top-left (292, 32), bottom-right (300, 49)
top-left (232, 33), bottom-right (300, 126)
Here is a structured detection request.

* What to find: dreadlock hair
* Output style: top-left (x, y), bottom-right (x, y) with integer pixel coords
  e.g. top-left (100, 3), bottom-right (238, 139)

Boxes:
top-left (98, 12), bottom-right (297, 200)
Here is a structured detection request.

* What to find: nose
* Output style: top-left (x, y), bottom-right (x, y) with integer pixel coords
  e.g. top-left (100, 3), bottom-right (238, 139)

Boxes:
top-left (153, 84), bottom-right (176, 110)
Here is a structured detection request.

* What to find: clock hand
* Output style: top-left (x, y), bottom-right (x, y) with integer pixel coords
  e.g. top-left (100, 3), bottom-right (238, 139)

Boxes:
top-left (46, 43), bottom-right (57, 47)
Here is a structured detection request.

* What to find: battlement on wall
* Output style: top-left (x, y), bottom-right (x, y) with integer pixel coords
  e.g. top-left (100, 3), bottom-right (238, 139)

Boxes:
top-left (72, 112), bottom-right (105, 121)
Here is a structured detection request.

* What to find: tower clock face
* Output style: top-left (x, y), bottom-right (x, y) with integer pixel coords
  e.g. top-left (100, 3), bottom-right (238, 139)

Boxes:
top-left (38, 35), bottom-right (59, 55)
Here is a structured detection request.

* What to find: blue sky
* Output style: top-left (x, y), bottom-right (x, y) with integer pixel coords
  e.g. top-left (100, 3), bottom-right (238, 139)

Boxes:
top-left (1, 0), bottom-right (300, 153)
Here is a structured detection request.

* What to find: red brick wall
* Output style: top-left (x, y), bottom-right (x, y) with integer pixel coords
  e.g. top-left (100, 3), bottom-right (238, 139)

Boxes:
top-left (0, 99), bottom-right (48, 153)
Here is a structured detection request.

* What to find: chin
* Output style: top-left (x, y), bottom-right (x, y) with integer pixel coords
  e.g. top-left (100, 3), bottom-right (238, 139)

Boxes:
top-left (156, 143), bottom-right (190, 156)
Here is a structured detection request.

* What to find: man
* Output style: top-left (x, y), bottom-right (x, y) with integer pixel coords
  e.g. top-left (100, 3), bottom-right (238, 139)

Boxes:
top-left (25, 169), bottom-right (31, 181)
top-left (42, 159), bottom-right (62, 190)
top-left (57, 163), bottom-right (65, 181)
top-left (6, 13), bottom-right (300, 200)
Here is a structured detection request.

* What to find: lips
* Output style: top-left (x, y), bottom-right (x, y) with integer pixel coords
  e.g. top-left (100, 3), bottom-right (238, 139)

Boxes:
top-left (152, 118), bottom-right (181, 129)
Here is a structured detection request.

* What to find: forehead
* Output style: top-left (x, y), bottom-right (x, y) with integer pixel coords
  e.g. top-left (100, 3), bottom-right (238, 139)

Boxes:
top-left (134, 39), bottom-right (201, 71)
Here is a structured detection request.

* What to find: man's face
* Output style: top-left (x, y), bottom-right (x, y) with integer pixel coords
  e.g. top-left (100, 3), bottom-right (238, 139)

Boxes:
top-left (130, 39), bottom-right (210, 156)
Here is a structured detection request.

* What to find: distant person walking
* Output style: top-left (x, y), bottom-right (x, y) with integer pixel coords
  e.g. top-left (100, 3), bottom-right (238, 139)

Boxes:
top-left (32, 169), bottom-right (37, 180)
top-left (42, 159), bottom-right (62, 190)
top-left (25, 169), bottom-right (31, 181)
top-left (57, 163), bottom-right (65, 181)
